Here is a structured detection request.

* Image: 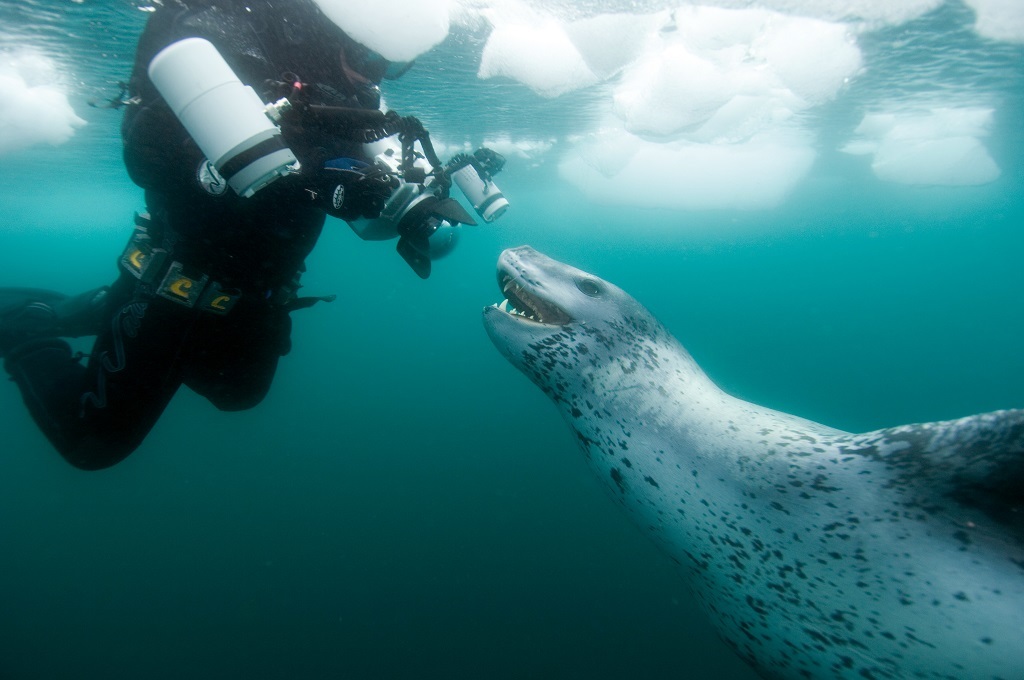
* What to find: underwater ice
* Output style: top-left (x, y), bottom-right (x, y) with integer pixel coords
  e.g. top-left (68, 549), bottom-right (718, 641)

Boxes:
top-left (963, 0), bottom-right (1024, 43)
top-left (469, 0), bottom-right (1015, 202)
top-left (0, 50), bottom-right (85, 154)
top-left (842, 108), bottom-right (1001, 186)
top-left (478, 10), bottom-right (601, 98)
top-left (560, 127), bottom-right (816, 210)
top-left (1, 0), bottom-right (1021, 207)
top-left (312, 0), bottom-right (451, 62)
top-left (498, 5), bottom-right (864, 208)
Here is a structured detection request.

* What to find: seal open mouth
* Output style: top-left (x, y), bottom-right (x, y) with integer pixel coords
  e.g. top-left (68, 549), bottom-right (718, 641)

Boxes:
top-left (490, 268), bottom-right (572, 326)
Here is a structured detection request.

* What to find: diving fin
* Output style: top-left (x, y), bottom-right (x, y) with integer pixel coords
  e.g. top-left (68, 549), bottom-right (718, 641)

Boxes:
top-left (0, 286), bottom-right (110, 356)
top-left (0, 288), bottom-right (68, 315)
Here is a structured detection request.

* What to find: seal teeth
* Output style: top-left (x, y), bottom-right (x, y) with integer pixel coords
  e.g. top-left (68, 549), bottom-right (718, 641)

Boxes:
top-left (494, 274), bottom-right (569, 325)
top-left (492, 297), bottom-right (542, 322)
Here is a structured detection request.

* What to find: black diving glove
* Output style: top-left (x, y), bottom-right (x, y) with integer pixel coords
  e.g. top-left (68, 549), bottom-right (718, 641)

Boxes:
top-left (316, 158), bottom-right (399, 221)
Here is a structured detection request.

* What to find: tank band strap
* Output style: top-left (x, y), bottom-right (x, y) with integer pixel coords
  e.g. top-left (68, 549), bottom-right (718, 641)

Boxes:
top-left (217, 136), bottom-right (288, 182)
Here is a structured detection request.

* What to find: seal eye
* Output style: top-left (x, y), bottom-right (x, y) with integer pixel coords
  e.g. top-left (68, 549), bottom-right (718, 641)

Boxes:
top-left (576, 278), bottom-right (602, 297)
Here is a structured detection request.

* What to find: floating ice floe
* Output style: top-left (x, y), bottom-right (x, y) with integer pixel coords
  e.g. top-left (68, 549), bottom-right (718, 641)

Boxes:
top-left (611, 6), bottom-right (862, 139)
top-left (0, 50), bottom-right (86, 155)
top-left (429, 135), bottom-right (554, 167)
top-left (313, 0), bottom-right (451, 62)
top-left (559, 125), bottom-right (816, 211)
top-left (546, 5), bottom-right (862, 209)
top-left (684, 0), bottom-right (944, 28)
top-left (462, 0), bottom-right (1022, 206)
top-left (842, 108), bottom-right (1001, 186)
top-left (962, 0), bottom-right (1024, 43)
top-left (481, 136), bottom-right (555, 160)
top-left (477, 4), bottom-right (602, 97)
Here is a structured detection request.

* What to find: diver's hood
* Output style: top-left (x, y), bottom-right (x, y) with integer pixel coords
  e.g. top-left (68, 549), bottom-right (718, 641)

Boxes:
top-left (309, 0), bottom-right (450, 64)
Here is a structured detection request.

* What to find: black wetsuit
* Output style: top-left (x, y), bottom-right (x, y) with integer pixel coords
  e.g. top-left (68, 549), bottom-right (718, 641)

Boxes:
top-left (5, 0), bottom-right (386, 469)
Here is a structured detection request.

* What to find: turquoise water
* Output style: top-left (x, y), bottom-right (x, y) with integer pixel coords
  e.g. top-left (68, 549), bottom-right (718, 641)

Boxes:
top-left (1, 2), bottom-right (1022, 679)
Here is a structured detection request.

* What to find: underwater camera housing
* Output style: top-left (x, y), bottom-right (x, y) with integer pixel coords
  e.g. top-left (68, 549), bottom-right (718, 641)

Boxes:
top-left (147, 37), bottom-right (509, 277)
top-left (147, 38), bottom-right (299, 197)
top-left (351, 141), bottom-right (509, 279)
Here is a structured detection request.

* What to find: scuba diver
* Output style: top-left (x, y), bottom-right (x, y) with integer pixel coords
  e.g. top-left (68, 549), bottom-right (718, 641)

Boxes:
top-left (0, 0), bottom-right (507, 470)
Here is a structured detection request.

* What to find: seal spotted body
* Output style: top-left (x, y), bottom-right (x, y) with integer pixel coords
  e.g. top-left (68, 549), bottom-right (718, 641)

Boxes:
top-left (482, 246), bottom-right (1024, 680)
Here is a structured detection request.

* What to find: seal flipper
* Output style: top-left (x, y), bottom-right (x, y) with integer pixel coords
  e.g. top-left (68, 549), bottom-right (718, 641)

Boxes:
top-left (841, 410), bottom-right (1024, 537)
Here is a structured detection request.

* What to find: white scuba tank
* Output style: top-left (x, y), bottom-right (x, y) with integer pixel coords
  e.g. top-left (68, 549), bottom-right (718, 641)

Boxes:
top-left (147, 37), bottom-right (298, 197)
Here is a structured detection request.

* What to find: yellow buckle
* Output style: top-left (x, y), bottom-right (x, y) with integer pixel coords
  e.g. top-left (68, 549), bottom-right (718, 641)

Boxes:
top-left (120, 234), bottom-right (167, 283)
top-left (199, 285), bottom-right (241, 316)
top-left (156, 262), bottom-right (208, 308)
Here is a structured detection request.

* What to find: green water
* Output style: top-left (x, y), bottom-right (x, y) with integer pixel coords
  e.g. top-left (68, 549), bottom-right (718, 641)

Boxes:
top-left (1, 2), bottom-right (1022, 678)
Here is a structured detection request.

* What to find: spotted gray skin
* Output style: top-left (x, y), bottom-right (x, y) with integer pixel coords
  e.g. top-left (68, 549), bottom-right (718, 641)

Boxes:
top-left (482, 246), bottom-right (1024, 680)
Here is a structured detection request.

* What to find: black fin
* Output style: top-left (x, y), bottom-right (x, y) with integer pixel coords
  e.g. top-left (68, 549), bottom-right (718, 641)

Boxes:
top-left (432, 197), bottom-right (477, 226)
top-left (0, 288), bottom-right (67, 314)
top-left (0, 286), bottom-right (109, 340)
top-left (397, 236), bottom-right (431, 279)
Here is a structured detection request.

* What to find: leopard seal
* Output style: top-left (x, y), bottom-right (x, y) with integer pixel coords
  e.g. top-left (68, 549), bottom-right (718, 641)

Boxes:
top-left (482, 245), bottom-right (1024, 680)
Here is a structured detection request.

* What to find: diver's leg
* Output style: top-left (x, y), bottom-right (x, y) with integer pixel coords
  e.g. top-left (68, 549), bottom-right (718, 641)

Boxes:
top-left (3, 339), bottom-right (89, 452)
top-left (5, 284), bottom-right (193, 470)
top-left (183, 299), bottom-right (292, 411)
top-left (71, 296), bottom-right (189, 468)
top-left (51, 286), bottom-right (112, 337)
